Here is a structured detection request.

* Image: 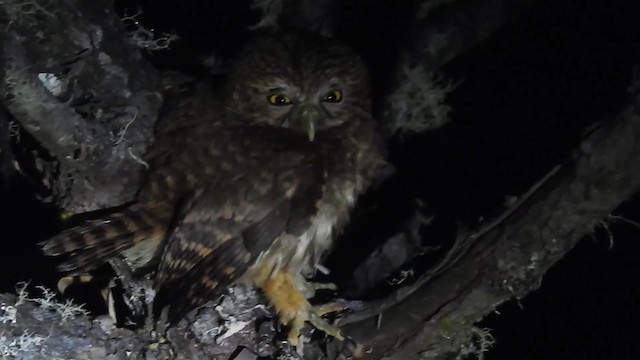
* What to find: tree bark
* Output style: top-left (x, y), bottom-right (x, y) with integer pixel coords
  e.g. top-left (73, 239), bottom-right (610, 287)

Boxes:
top-left (0, 0), bottom-right (162, 212)
top-left (340, 102), bottom-right (640, 358)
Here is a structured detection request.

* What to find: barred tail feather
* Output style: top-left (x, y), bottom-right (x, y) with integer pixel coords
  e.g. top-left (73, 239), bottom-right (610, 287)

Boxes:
top-left (40, 202), bottom-right (172, 274)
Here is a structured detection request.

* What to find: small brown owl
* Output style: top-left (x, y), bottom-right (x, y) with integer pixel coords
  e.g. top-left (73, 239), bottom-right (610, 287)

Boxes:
top-left (40, 29), bottom-right (389, 345)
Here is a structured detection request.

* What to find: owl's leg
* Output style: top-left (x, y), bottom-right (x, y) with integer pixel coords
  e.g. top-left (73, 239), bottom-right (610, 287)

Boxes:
top-left (108, 257), bottom-right (150, 325)
top-left (261, 270), bottom-right (344, 346)
top-left (56, 274), bottom-right (97, 294)
top-left (307, 306), bottom-right (344, 338)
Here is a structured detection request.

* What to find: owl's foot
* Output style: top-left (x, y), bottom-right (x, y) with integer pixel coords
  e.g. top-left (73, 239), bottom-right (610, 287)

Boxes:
top-left (261, 270), bottom-right (344, 346)
top-left (286, 305), bottom-right (344, 346)
top-left (307, 281), bottom-right (338, 293)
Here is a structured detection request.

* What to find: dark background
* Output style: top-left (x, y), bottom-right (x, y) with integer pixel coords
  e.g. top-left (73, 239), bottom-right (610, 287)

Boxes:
top-left (1, 0), bottom-right (639, 359)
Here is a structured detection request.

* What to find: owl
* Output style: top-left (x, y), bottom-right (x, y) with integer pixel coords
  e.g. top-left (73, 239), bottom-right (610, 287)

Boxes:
top-left (40, 30), bottom-right (388, 345)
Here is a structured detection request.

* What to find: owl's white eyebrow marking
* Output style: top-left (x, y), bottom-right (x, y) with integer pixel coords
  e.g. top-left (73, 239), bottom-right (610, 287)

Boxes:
top-left (267, 87), bottom-right (288, 93)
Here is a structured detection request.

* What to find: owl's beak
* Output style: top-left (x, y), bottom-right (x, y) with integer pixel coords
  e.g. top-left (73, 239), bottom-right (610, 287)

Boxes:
top-left (306, 117), bottom-right (316, 142)
top-left (297, 104), bottom-right (320, 142)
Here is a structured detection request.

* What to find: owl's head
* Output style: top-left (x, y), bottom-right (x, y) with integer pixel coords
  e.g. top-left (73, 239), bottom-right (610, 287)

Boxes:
top-left (226, 31), bottom-right (371, 141)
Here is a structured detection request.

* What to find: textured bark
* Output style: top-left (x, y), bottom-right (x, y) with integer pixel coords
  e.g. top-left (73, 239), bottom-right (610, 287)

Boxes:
top-left (0, 286), bottom-right (289, 360)
top-left (339, 103), bottom-right (640, 359)
top-left (0, 0), bottom-right (162, 212)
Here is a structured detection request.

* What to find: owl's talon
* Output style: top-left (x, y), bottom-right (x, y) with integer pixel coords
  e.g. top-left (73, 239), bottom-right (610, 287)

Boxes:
top-left (308, 281), bottom-right (338, 292)
top-left (309, 311), bottom-right (344, 341)
top-left (259, 270), bottom-right (346, 346)
top-left (341, 335), bottom-right (366, 359)
top-left (313, 302), bottom-right (344, 316)
top-left (287, 317), bottom-right (306, 346)
top-left (153, 306), bottom-right (170, 336)
top-left (285, 307), bottom-right (344, 347)
top-left (298, 303), bottom-right (345, 344)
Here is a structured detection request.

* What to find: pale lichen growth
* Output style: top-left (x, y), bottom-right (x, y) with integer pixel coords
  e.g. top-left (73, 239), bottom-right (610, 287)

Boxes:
top-left (212, 295), bottom-right (251, 344)
top-left (249, 0), bottom-right (283, 30)
top-left (386, 57), bottom-right (458, 135)
top-left (4, 0), bottom-right (56, 29)
top-left (0, 304), bottom-right (17, 324)
top-left (5, 65), bottom-right (40, 108)
top-left (11, 282), bottom-right (88, 323)
top-left (457, 327), bottom-right (496, 360)
top-left (37, 72), bottom-right (65, 97)
top-left (421, 319), bottom-right (495, 359)
top-left (0, 330), bottom-right (47, 358)
top-left (14, 281), bottom-right (30, 306)
top-left (120, 9), bottom-right (179, 51)
top-left (113, 111), bottom-right (138, 145)
top-left (31, 285), bottom-right (89, 322)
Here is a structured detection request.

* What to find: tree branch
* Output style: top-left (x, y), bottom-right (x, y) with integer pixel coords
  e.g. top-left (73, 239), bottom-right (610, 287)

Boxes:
top-left (0, 0), bottom-right (162, 212)
top-left (341, 98), bottom-right (640, 359)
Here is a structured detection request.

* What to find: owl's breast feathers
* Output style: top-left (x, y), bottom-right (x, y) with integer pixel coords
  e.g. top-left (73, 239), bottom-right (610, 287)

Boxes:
top-left (150, 120), bottom-right (387, 318)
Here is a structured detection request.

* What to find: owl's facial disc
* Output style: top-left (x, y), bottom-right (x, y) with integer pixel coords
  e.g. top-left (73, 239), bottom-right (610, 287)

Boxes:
top-left (264, 91), bottom-right (328, 141)
top-left (262, 85), bottom-right (348, 140)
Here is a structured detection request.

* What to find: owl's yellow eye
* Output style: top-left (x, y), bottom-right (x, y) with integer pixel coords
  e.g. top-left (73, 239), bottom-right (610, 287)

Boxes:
top-left (322, 90), bottom-right (343, 103)
top-left (267, 94), bottom-right (292, 106)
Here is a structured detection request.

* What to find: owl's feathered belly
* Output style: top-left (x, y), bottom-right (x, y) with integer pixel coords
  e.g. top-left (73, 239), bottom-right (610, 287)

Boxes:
top-left (243, 175), bottom-right (360, 289)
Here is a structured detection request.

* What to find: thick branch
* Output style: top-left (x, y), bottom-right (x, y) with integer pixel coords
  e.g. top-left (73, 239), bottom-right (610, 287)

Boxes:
top-left (0, 0), bottom-right (162, 212)
top-left (342, 102), bottom-right (640, 359)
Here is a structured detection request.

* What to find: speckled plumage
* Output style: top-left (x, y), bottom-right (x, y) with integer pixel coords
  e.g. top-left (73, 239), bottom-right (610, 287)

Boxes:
top-left (40, 30), bottom-right (388, 342)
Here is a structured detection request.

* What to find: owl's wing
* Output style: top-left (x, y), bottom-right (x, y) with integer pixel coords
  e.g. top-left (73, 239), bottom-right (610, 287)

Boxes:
top-left (153, 155), bottom-right (324, 322)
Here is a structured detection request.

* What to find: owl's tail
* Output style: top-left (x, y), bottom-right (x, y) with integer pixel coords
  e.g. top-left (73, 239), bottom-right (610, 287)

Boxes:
top-left (40, 202), bottom-right (173, 274)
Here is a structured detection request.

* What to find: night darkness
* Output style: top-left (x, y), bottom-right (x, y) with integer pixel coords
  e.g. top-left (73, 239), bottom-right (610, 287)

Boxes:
top-left (1, 0), bottom-right (640, 359)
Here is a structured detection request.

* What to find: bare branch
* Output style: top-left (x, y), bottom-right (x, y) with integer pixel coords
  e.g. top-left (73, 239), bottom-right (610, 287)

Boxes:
top-left (342, 100), bottom-right (640, 359)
